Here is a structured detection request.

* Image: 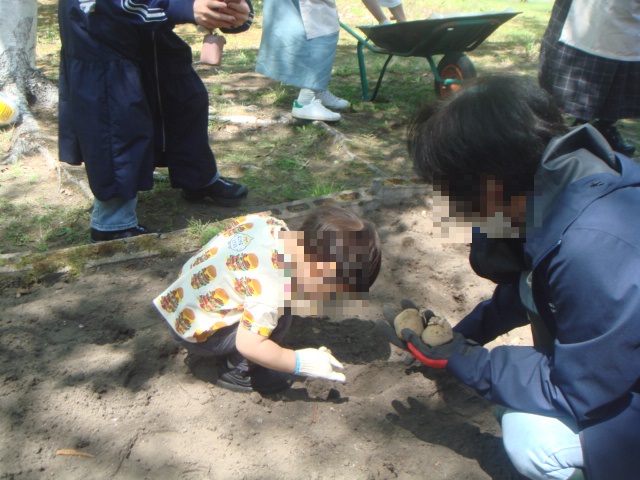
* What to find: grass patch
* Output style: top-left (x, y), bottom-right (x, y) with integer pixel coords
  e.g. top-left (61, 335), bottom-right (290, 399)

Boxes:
top-left (0, 198), bottom-right (90, 254)
top-left (186, 215), bottom-right (254, 246)
top-left (187, 218), bottom-right (230, 245)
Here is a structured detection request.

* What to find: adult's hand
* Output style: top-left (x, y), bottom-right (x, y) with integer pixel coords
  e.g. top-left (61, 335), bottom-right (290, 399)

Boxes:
top-left (219, 0), bottom-right (251, 28)
top-left (194, 0), bottom-right (249, 30)
top-left (376, 299), bottom-right (468, 368)
top-left (402, 330), bottom-right (467, 369)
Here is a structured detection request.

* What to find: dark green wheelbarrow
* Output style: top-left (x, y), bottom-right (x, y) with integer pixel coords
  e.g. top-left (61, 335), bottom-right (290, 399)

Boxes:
top-left (340, 11), bottom-right (520, 101)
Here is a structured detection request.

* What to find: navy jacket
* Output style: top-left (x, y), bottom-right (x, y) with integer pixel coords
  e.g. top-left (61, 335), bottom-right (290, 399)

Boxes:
top-left (58, 0), bottom-right (252, 201)
top-left (448, 125), bottom-right (640, 480)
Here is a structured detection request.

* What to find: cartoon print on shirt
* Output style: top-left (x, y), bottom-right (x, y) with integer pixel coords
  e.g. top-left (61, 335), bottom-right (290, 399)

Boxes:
top-left (228, 233), bottom-right (253, 251)
top-left (192, 246), bottom-right (219, 268)
top-left (198, 288), bottom-right (230, 311)
top-left (226, 253), bottom-right (259, 271)
top-left (190, 265), bottom-right (217, 289)
top-left (233, 277), bottom-right (262, 296)
top-left (155, 214), bottom-right (288, 344)
top-left (175, 308), bottom-right (195, 335)
top-left (160, 287), bottom-right (184, 313)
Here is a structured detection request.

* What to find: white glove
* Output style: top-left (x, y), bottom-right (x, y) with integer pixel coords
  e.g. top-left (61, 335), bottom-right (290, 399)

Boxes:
top-left (294, 346), bottom-right (346, 382)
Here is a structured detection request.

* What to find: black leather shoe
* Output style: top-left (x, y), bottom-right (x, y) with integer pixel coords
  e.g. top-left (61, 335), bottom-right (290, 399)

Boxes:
top-left (90, 225), bottom-right (152, 243)
top-left (216, 364), bottom-right (292, 394)
top-left (182, 177), bottom-right (248, 207)
top-left (594, 121), bottom-right (636, 157)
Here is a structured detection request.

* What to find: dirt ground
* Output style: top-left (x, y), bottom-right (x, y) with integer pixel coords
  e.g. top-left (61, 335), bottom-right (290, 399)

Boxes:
top-left (0, 189), bottom-right (534, 479)
top-left (0, 53), bottom-right (535, 480)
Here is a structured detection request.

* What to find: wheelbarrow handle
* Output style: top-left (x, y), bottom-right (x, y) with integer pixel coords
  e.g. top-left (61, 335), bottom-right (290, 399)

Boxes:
top-left (339, 21), bottom-right (390, 55)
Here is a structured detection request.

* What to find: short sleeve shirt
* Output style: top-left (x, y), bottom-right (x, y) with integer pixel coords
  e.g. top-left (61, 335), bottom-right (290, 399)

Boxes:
top-left (153, 214), bottom-right (288, 343)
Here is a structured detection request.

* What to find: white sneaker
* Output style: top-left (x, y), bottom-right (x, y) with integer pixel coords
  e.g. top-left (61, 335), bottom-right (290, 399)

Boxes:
top-left (291, 99), bottom-right (341, 122)
top-left (316, 90), bottom-right (350, 110)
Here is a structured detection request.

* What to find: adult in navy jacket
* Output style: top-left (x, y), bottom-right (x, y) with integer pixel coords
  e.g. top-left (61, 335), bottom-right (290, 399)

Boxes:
top-left (58, 0), bottom-right (253, 243)
top-left (405, 75), bottom-right (640, 480)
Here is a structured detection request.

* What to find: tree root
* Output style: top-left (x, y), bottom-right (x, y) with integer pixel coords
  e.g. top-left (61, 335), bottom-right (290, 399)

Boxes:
top-left (0, 92), bottom-right (94, 202)
top-left (314, 120), bottom-right (388, 176)
top-left (1, 58), bottom-right (58, 165)
top-left (1, 112), bottom-right (40, 165)
top-left (60, 165), bottom-right (93, 201)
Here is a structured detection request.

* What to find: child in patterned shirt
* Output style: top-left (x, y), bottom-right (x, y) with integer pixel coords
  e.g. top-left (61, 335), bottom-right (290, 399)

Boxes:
top-left (153, 205), bottom-right (381, 393)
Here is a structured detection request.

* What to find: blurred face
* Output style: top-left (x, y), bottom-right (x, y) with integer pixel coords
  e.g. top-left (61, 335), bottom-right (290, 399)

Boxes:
top-left (434, 177), bottom-right (527, 240)
top-left (278, 231), bottom-right (339, 298)
top-left (277, 230), bottom-right (370, 317)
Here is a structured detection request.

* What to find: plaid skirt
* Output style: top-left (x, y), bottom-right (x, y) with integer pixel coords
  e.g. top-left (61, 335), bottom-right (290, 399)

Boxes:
top-left (538, 0), bottom-right (640, 121)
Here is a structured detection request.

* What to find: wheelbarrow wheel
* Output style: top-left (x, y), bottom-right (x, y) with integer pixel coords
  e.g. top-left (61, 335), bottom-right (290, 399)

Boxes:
top-left (434, 52), bottom-right (477, 98)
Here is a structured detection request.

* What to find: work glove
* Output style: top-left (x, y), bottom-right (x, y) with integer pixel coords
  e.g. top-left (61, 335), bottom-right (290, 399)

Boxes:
top-left (401, 330), bottom-right (466, 369)
top-left (294, 346), bottom-right (346, 382)
top-left (376, 299), bottom-right (464, 369)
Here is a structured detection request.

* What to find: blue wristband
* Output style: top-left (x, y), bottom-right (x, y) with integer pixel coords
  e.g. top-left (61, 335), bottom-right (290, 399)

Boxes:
top-left (293, 351), bottom-right (301, 374)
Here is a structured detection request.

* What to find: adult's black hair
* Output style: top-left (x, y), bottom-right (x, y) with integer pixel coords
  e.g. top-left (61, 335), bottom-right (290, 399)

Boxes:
top-left (407, 75), bottom-right (569, 207)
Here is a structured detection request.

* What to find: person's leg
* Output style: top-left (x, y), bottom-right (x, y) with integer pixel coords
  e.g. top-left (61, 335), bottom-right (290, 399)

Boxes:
top-left (154, 31), bottom-right (248, 205)
top-left (89, 196), bottom-right (151, 242)
top-left (297, 88), bottom-right (316, 106)
top-left (293, 89), bottom-right (342, 122)
top-left (176, 315), bottom-right (292, 367)
top-left (177, 317), bottom-right (294, 393)
top-left (315, 89), bottom-right (350, 110)
top-left (90, 197), bottom-right (137, 232)
top-left (218, 317), bottom-right (293, 393)
top-left (226, 314), bottom-right (293, 371)
top-left (388, 4), bottom-right (406, 22)
top-left (59, 2), bottom-right (157, 232)
top-left (501, 409), bottom-right (585, 480)
top-left (174, 324), bottom-right (240, 358)
top-left (378, 0), bottom-right (404, 22)
top-left (361, 0), bottom-right (388, 23)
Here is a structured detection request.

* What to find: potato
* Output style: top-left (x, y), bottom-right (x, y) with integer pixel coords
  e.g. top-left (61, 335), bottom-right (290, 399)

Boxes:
top-left (421, 316), bottom-right (453, 346)
top-left (394, 308), bottom-right (425, 341)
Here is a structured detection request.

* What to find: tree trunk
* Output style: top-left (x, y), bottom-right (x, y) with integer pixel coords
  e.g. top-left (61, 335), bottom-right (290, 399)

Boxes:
top-left (0, 0), bottom-right (58, 164)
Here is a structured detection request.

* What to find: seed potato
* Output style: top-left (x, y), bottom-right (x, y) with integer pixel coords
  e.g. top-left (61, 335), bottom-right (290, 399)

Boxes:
top-left (394, 308), bottom-right (425, 341)
top-left (421, 316), bottom-right (454, 346)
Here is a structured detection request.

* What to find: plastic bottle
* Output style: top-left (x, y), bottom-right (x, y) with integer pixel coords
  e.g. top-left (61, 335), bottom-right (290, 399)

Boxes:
top-left (200, 32), bottom-right (226, 66)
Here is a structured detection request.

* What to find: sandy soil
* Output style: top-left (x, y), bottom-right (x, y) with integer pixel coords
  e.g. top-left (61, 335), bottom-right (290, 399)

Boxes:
top-left (0, 195), bottom-right (532, 480)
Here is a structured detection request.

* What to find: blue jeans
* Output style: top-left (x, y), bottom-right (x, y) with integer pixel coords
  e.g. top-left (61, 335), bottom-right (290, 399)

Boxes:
top-left (91, 197), bottom-right (138, 231)
top-left (91, 173), bottom-right (219, 230)
top-left (502, 409), bottom-right (584, 480)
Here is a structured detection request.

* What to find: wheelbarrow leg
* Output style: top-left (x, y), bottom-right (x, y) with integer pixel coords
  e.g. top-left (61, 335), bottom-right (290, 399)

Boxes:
top-left (357, 41), bottom-right (394, 102)
top-left (370, 54), bottom-right (394, 102)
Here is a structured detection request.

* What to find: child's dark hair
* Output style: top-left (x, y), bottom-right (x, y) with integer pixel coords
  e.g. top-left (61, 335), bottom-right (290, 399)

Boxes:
top-left (407, 75), bottom-right (569, 210)
top-left (299, 205), bottom-right (381, 293)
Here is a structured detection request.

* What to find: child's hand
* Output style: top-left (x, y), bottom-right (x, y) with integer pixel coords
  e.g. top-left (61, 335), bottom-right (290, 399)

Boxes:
top-left (294, 347), bottom-right (346, 382)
